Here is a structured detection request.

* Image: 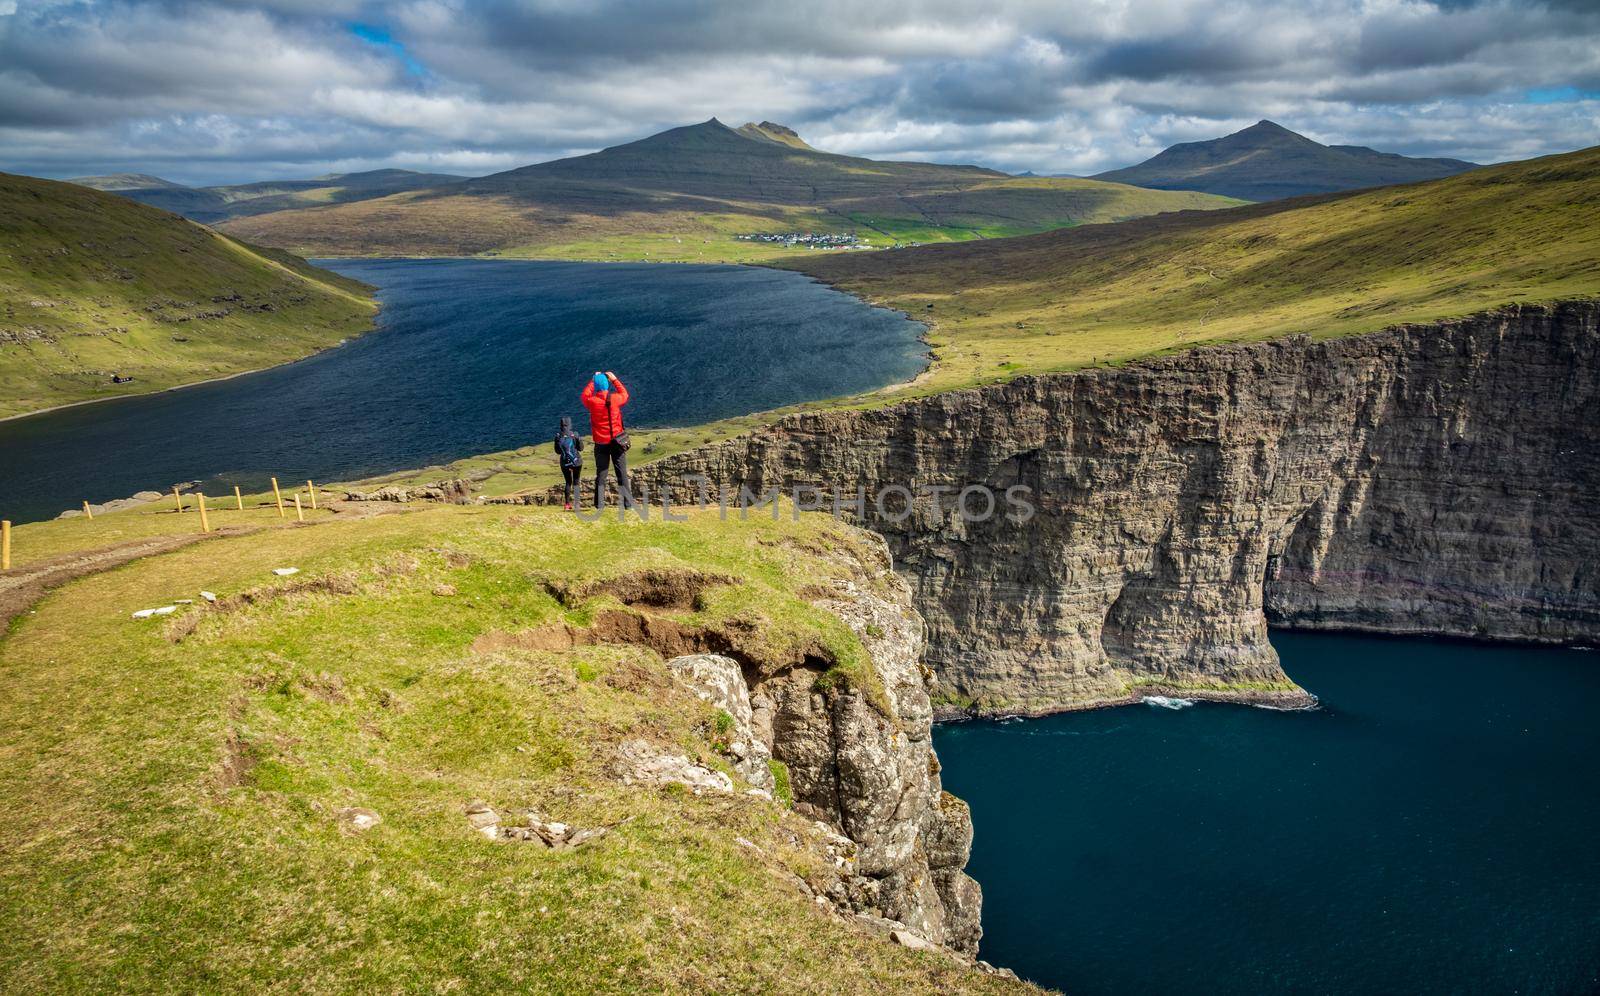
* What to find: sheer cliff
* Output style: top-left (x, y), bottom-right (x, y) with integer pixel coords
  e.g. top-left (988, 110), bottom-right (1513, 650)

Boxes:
top-left (633, 301), bottom-right (1600, 715)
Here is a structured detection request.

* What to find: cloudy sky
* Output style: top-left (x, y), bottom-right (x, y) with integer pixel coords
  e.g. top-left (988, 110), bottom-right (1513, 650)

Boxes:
top-left (1, 0), bottom-right (1597, 185)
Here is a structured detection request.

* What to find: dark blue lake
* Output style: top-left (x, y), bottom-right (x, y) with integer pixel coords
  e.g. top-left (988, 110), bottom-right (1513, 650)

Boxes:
top-left (935, 631), bottom-right (1600, 995)
top-left (0, 259), bottom-right (926, 522)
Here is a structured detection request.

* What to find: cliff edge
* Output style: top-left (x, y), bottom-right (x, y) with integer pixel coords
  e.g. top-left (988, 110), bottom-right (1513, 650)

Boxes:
top-left (634, 301), bottom-right (1600, 715)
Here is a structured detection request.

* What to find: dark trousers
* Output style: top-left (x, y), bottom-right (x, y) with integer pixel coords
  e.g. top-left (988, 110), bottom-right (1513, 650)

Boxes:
top-left (593, 441), bottom-right (633, 508)
top-left (561, 465), bottom-right (580, 504)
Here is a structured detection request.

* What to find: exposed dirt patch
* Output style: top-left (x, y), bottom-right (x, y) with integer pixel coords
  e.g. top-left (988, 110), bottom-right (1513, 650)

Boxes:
top-left (214, 730), bottom-right (258, 792)
top-left (295, 670), bottom-right (349, 704)
top-left (474, 607), bottom-right (837, 678)
top-left (545, 568), bottom-right (739, 612)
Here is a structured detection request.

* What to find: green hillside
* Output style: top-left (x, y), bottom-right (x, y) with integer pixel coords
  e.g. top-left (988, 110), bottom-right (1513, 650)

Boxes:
top-left (0, 500), bottom-right (1032, 994)
top-left (0, 172), bottom-right (376, 419)
top-left (70, 169), bottom-right (468, 224)
top-left (1091, 120), bottom-right (1478, 200)
top-left (219, 119), bottom-right (1243, 261)
top-left (791, 144), bottom-right (1600, 396)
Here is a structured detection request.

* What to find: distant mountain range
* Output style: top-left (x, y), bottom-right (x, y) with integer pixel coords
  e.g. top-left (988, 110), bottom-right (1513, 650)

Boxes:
top-left (69, 168), bottom-right (468, 224)
top-left (214, 119), bottom-right (1241, 260)
top-left (1091, 120), bottom-right (1478, 200)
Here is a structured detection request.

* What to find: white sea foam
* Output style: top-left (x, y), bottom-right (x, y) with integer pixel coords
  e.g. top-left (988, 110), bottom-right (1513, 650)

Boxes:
top-left (1142, 695), bottom-right (1195, 710)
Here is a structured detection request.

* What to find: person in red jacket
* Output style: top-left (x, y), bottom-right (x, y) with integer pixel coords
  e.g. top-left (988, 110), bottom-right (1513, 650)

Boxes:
top-left (581, 370), bottom-right (634, 509)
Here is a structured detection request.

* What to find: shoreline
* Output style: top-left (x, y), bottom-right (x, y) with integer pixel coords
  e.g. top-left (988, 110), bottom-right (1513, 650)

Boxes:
top-left (0, 339), bottom-right (362, 425)
top-left (932, 685), bottom-right (1320, 724)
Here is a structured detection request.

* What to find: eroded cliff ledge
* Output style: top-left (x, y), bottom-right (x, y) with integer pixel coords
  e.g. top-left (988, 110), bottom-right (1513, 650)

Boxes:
top-left (634, 301), bottom-right (1600, 716)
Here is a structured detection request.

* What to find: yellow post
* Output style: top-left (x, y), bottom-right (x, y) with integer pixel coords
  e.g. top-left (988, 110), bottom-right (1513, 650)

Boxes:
top-left (306, 480), bottom-right (318, 510)
top-left (234, 485), bottom-right (244, 512)
top-left (82, 500), bottom-right (93, 520)
top-left (198, 493), bottom-right (211, 534)
top-left (293, 494), bottom-right (304, 522)
top-left (271, 478), bottom-right (285, 518)
top-left (173, 486), bottom-right (184, 513)
top-left (2, 520), bottom-right (10, 571)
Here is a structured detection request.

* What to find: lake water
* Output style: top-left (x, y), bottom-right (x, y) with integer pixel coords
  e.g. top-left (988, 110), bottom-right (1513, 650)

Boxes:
top-left (0, 259), bottom-right (927, 522)
top-left (934, 631), bottom-right (1600, 995)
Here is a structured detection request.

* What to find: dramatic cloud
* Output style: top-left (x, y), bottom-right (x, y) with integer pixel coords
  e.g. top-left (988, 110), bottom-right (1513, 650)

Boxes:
top-left (1, 0), bottom-right (1596, 184)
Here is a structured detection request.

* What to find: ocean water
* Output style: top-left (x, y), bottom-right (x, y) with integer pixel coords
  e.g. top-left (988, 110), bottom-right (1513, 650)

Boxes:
top-left (0, 259), bottom-right (927, 522)
top-left (934, 631), bottom-right (1600, 995)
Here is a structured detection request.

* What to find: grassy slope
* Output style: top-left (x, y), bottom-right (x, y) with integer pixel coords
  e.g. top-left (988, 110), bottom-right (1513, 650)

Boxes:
top-left (0, 172), bottom-right (376, 418)
top-left (788, 144), bottom-right (1600, 396)
top-left (0, 500), bottom-right (1031, 993)
top-left (71, 170), bottom-right (469, 225)
top-left (219, 121), bottom-right (1241, 261)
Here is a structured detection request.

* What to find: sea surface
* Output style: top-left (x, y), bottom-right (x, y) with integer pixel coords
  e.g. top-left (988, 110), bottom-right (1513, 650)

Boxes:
top-left (934, 631), bottom-right (1600, 995)
top-left (0, 259), bottom-right (927, 522)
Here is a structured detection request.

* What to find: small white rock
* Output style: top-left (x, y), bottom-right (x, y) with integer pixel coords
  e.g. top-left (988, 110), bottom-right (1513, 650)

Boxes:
top-left (272, 567), bottom-right (299, 576)
top-left (890, 929), bottom-right (939, 952)
top-left (200, 591), bottom-right (217, 602)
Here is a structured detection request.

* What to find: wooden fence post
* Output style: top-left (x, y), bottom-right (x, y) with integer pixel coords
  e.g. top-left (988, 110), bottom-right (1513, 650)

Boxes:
top-left (234, 485), bottom-right (244, 512)
top-left (173, 486), bottom-right (184, 513)
top-left (293, 494), bottom-right (304, 522)
top-left (82, 500), bottom-right (94, 520)
top-left (306, 480), bottom-right (318, 510)
top-left (198, 493), bottom-right (211, 534)
top-left (271, 478), bottom-right (285, 518)
top-left (2, 520), bottom-right (10, 571)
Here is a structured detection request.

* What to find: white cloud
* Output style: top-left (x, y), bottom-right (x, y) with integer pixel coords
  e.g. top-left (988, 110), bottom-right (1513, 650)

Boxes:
top-left (0, 0), bottom-right (1596, 183)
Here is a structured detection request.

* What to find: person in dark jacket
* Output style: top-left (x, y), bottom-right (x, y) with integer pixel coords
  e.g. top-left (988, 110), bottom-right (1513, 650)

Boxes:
top-left (553, 416), bottom-right (584, 510)
top-left (580, 370), bottom-right (634, 509)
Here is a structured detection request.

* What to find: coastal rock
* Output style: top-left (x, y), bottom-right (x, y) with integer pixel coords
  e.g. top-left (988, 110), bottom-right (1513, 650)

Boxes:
top-left (633, 301), bottom-right (1600, 715)
top-left (342, 478), bottom-right (472, 504)
top-left (666, 653), bottom-right (775, 791)
top-left (613, 739), bottom-right (734, 794)
top-left (733, 557), bottom-right (983, 955)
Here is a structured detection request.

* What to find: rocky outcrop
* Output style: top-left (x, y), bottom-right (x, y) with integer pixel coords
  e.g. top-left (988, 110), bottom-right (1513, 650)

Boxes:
top-left (634, 302), bottom-right (1600, 715)
top-left (342, 478), bottom-right (471, 504)
top-left (662, 538), bottom-right (983, 955)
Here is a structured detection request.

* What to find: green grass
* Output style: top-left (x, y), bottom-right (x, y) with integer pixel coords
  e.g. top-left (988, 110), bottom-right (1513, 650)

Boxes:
top-left (788, 145), bottom-right (1600, 397)
top-left (0, 172), bottom-right (376, 418)
top-left (0, 501), bottom-right (1030, 993)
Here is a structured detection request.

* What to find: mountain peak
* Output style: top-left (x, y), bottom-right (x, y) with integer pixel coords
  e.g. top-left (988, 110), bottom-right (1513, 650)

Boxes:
top-left (736, 121), bottom-right (815, 150)
top-left (1091, 119), bottom-right (1477, 200)
top-left (1229, 120), bottom-right (1319, 147)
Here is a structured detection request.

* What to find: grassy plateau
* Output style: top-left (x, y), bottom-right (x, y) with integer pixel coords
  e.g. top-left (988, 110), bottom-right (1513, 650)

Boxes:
top-left (0, 172), bottom-right (376, 419)
top-left (0, 498), bottom-right (1032, 993)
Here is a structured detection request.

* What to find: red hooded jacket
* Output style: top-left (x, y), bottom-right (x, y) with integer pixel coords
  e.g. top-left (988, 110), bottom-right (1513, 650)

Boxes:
top-left (581, 375), bottom-right (629, 445)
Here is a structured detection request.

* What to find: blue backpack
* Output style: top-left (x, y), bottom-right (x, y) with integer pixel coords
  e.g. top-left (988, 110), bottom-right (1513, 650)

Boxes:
top-left (556, 431), bottom-right (582, 469)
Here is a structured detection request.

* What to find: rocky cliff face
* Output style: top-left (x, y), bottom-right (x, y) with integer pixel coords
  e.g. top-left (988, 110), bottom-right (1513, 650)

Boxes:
top-left (633, 302), bottom-right (1600, 715)
top-left (654, 542), bottom-right (982, 954)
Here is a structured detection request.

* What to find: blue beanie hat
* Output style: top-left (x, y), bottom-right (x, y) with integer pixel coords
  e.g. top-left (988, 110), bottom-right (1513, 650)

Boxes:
top-left (593, 372), bottom-right (610, 392)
